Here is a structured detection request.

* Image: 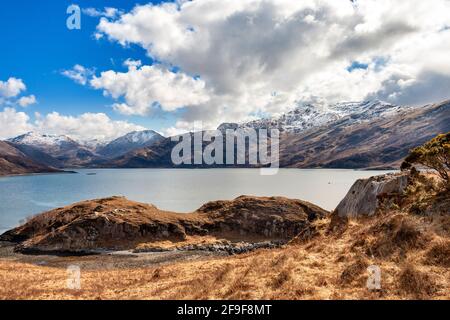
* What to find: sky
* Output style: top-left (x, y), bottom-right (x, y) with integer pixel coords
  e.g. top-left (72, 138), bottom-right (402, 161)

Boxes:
top-left (1, 0), bottom-right (450, 141)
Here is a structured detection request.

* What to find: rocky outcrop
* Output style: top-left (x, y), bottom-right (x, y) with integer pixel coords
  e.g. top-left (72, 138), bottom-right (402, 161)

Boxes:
top-left (134, 240), bottom-right (286, 255)
top-left (196, 196), bottom-right (327, 239)
top-left (0, 196), bottom-right (328, 254)
top-left (335, 173), bottom-right (409, 218)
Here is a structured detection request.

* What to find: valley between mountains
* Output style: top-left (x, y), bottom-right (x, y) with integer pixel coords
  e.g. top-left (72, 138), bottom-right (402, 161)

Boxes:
top-left (1, 99), bottom-right (449, 175)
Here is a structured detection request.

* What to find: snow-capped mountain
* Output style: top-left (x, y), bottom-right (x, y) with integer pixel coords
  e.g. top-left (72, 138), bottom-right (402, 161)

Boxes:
top-left (97, 130), bottom-right (165, 158)
top-left (8, 132), bottom-right (78, 148)
top-left (8, 132), bottom-right (100, 167)
top-left (81, 139), bottom-right (109, 150)
top-left (221, 100), bottom-right (414, 133)
top-left (330, 100), bottom-right (413, 121)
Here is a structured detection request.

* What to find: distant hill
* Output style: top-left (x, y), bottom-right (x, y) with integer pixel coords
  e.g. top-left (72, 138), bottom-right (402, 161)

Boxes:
top-left (0, 141), bottom-right (61, 176)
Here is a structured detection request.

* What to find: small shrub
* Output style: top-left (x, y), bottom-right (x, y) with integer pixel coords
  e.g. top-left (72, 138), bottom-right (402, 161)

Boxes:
top-left (425, 241), bottom-right (450, 267)
top-left (398, 264), bottom-right (437, 298)
top-left (340, 257), bottom-right (369, 285)
top-left (402, 132), bottom-right (450, 189)
top-left (270, 269), bottom-right (292, 289)
top-left (368, 215), bottom-right (427, 258)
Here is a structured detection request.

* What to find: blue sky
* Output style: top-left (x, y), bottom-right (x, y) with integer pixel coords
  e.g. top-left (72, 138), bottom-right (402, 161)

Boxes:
top-left (0, 0), bottom-right (177, 132)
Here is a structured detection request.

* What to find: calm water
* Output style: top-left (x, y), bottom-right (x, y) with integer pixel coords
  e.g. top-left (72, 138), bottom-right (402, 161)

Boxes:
top-left (0, 169), bottom-right (394, 233)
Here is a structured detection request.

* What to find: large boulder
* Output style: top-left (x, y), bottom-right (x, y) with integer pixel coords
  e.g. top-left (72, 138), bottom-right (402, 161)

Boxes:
top-left (335, 173), bottom-right (409, 218)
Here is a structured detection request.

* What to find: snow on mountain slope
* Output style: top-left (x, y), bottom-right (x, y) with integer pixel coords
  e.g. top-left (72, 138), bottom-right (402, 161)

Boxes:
top-left (7, 132), bottom-right (100, 167)
top-left (120, 130), bottom-right (163, 144)
top-left (8, 132), bottom-right (78, 147)
top-left (97, 130), bottom-right (165, 158)
top-left (223, 100), bottom-right (415, 133)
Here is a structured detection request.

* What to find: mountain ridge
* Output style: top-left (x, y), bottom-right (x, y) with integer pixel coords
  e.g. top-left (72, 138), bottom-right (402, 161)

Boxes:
top-left (2, 99), bottom-right (449, 171)
top-left (97, 100), bottom-right (450, 169)
top-left (219, 100), bottom-right (415, 133)
top-left (96, 130), bottom-right (165, 159)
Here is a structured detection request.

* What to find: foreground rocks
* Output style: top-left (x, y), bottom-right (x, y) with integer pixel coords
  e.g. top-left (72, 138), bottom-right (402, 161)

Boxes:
top-left (0, 196), bottom-right (328, 254)
top-left (335, 173), bottom-right (409, 218)
top-left (134, 240), bottom-right (287, 255)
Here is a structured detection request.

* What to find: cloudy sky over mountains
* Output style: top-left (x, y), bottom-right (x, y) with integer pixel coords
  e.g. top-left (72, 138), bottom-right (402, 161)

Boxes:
top-left (1, 0), bottom-right (449, 140)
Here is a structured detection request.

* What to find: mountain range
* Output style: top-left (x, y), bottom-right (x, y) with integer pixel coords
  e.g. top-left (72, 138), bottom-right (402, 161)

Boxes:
top-left (1, 99), bottom-right (449, 175)
top-left (93, 100), bottom-right (450, 170)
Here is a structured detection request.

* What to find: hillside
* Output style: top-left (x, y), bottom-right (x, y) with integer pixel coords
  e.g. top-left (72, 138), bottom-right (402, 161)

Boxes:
top-left (280, 101), bottom-right (450, 169)
top-left (234, 100), bottom-right (411, 133)
top-left (97, 130), bottom-right (165, 158)
top-left (0, 141), bottom-right (62, 176)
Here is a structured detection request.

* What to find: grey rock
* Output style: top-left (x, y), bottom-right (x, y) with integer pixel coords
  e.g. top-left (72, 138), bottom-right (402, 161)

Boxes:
top-left (335, 173), bottom-right (409, 218)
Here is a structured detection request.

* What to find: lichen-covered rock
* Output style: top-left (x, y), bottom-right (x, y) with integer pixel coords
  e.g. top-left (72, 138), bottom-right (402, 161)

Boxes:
top-left (197, 196), bottom-right (328, 239)
top-left (335, 173), bottom-right (409, 218)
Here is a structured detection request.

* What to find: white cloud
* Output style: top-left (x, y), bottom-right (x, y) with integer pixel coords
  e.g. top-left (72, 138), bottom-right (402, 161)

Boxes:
top-left (90, 64), bottom-right (209, 115)
top-left (83, 7), bottom-right (123, 19)
top-left (0, 108), bottom-right (146, 142)
top-left (0, 78), bottom-right (26, 98)
top-left (0, 108), bottom-right (33, 140)
top-left (18, 95), bottom-right (37, 108)
top-left (61, 65), bottom-right (95, 85)
top-left (163, 121), bottom-right (193, 137)
top-left (0, 77), bottom-right (38, 109)
top-left (92, 0), bottom-right (450, 129)
top-left (33, 112), bottom-right (146, 142)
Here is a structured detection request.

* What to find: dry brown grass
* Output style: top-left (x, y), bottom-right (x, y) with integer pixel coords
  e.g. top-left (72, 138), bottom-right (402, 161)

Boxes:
top-left (425, 241), bottom-right (450, 267)
top-left (398, 263), bottom-right (438, 299)
top-left (1, 213), bottom-right (448, 300)
top-left (339, 256), bottom-right (369, 286)
top-left (0, 184), bottom-right (448, 300)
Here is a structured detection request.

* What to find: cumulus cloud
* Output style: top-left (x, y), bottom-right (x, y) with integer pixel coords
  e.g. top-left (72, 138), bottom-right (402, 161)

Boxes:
top-left (90, 0), bottom-right (450, 131)
top-left (90, 63), bottom-right (209, 115)
top-left (18, 95), bottom-right (37, 108)
top-left (61, 65), bottom-right (95, 85)
top-left (33, 112), bottom-right (147, 142)
top-left (0, 78), bottom-right (26, 98)
top-left (0, 108), bottom-right (33, 139)
top-left (0, 107), bottom-right (146, 141)
top-left (0, 77), bottom-right (38, 109)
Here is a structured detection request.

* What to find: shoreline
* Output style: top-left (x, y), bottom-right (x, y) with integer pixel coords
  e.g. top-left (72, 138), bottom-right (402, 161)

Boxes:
top-left (0, 166), bottom-right (399, 178)
top-left (0, 170), bottom-right (77, 178)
